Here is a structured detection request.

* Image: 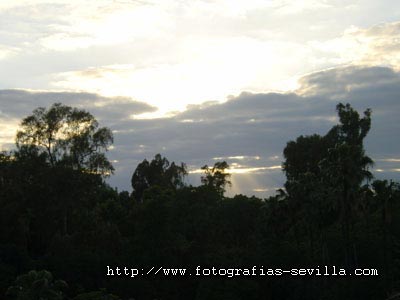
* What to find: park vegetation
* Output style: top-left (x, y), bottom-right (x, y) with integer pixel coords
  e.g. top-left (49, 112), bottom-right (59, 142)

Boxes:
top-left (0, 103), bottom-right (399, 299)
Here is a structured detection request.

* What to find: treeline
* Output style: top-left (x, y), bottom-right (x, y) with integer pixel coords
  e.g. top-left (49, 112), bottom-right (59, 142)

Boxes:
top-left (0, 103), bottom-right (399, 300)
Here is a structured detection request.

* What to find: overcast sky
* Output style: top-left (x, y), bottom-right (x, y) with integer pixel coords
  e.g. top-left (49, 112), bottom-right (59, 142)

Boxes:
top-left (1, 0), bottom-right (399, 197)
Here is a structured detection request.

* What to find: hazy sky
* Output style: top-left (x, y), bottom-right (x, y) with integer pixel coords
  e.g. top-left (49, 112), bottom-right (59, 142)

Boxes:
top-left (1, 1), bottom-right (400, 196)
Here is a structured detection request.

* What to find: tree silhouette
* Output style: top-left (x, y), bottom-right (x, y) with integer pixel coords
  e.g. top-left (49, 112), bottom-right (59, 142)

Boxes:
top-left (16, 103), bottom-right (114, 176)
top-left (372, 179), bottom-right (400, 290)
top-left (201, 161), bottom-right (231, 196)
top-left (131, 154), bottom-right (187, 202)
top-left (320, 103), bottom-right (373, 267)
top-left (2, 102), bottom-right (400, 300)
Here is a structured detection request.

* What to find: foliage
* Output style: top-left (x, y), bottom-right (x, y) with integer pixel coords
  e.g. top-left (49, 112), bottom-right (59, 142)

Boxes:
top-left (1, 102), bottom-right (400, 300)
top-left (131, 154), bottom-right (187, 202)
top-left (6, 270), bottom-right (67, 300)
top-left (16, 103), bottom-right (114, 176)
top-left (200, 161), bottom-right (231, 195)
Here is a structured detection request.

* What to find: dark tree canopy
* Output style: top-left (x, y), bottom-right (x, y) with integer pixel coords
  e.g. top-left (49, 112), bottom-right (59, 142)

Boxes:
top-left (283, 103), bottom-right (373, 188)
top-left (282, 102), bottom-right (375, 269)
top-left (6, 270), bottom-right (68, 300)
top-left (16, 103), bottom-right (114, 176)
top-left (2, 102), bottom-right (400, 300)
top-left (283, 134), bottom-right (330, 182)
top-left (201, 161), bottom-right (231, 195)
top-left (327, 102), bottom-right (372, 146)
top-left (131, 154), bottom-right (187, 201)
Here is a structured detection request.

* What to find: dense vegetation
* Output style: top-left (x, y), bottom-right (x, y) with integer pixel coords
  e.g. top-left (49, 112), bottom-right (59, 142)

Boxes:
top-left (1, 103), bottom-right (399, 300)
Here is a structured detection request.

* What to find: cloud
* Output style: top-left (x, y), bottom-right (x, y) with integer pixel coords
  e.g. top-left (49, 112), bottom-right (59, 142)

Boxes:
top-left (50, 35), bottom-right (312, 113)
top-left (271, 0), bottom-right (333, 15)
top-left (38, 2), bottom-right (172, 51)
top-left (45, 20), bottom-right (400, 116)
top-left (1, 3), bottom-right (399, 117)
top-left (1, 2), bottom-right (400, 197)
top-left (0, 89), bottom-right (156, 150)
top-left (297, 65), bottom-right (400, 97)
top-left (294, 66), bottom-right (400, 166)
top-left (0, 45), bottom-right (19, 60)
top-left (349, 22), bottom-right (400, 67)
top-left (1, 65), bottom-right (399, 197)
top-left (112, 65), bottom-right (400, 194)
top-left (0, 89), bottom-right (156, 119)
top-left (309, 21), bottom-right (400, 68)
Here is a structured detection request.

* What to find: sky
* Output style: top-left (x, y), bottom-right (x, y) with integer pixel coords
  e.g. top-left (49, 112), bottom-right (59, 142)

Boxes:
top-left (1, 0), bottom-right (400, 197)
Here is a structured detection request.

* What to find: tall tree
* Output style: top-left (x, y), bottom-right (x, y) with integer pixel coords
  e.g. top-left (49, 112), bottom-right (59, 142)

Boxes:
top-left (320, 103), bottom-right (373, 267)
top-left (14, 103), bottom-right (115, 239)
top-left (16, 103), bottom-right (114, 176)
top-left (282, 103), bottom-right (373, 266)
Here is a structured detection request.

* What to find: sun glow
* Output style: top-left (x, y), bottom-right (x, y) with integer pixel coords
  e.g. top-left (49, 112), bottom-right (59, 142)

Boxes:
top-left (0, 120), bottom-right (19, 150)
top-left (52, 35), bottom-right (309, 115)
top-left (189, 165), bottom-right (281, 175)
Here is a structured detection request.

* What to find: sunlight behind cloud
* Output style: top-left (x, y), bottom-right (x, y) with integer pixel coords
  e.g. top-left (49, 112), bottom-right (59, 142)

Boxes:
top-left (0, 0), bottom-right (399, 201)
top-left (52, 36), bottom-right (313, 114)
top-left (0, 120), bottom-right (18, 150)
top-left (2, 0), bottom-right (399, 117)
top-left (189, 165), bottom-right (281, 175)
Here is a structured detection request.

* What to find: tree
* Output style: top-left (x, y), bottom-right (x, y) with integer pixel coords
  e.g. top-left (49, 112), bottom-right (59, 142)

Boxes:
top-left (326, 103), bottom-right (372, 147)
top-left (282, 103), bottom-right (373, 266)
top-left (201, 161), bottom-right (231, 196)
top-left (372, 179), bottom-right (399, 289)
top-left (283, 134), bottom-right (331, 182)
top-left (13, 103), bottom-right (115, 240)
top-left (320, 103), bottom-right (373, 267)
top-left (131, 154), bottom-right (187, 202)
top-left (283, 103), bottom-right (373, 189)
top-left (6, 270), bottom-right (68, 300)
top-left (16, 103), bottom-right (114, 176)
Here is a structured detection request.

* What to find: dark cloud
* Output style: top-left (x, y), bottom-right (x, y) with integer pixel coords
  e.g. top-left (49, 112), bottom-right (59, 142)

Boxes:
top-left (0, 89), bottom-right (157, 121)
top-left (0, 89), bottom-right (156, 151)
top-left (106, 65), bottom-right (400, 195)
top-left (297, 66), bottom-right (400, 98)
top-left (1, 65), bottom-right (399, 197)
top-left (296, 65), bottom-right (400, 159)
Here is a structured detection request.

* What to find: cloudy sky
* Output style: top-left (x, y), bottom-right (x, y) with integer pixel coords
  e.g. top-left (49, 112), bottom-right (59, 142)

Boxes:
top-left (1, 0), bottom-right (400, 197)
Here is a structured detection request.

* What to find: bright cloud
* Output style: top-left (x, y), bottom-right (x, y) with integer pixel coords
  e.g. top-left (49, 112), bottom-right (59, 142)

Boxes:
top-left (1, 1), bottom-right (399, 114)
top-left (1, 0), bottom-right (400, 196)
top-left (189, 165), bottom-right (281, 175)
top-left (39, 3), bottom-right (172, 51)
top-left (0, 45), bottom-right (19, 60)
top-left (51, 37), bottom-right (312, 113)
top-left (309, 21), bottom-right (400, 68)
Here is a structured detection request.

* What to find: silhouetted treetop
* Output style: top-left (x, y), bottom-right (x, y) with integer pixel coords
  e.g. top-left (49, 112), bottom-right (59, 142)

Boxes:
top-left (131, 153), bottom-right (187, 202)
top-left (201, 161), bottom-right (231, 195)
top-left (326, 103), bottom-right (372, 146)
top-left (2, 102), bottom-right (400, 300)
top-left (16, 103), bottom-right (114, 176)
